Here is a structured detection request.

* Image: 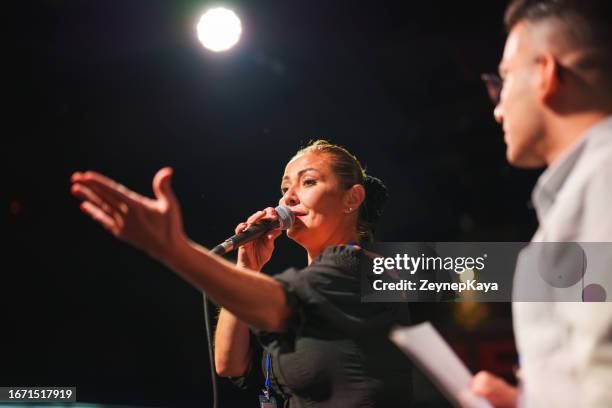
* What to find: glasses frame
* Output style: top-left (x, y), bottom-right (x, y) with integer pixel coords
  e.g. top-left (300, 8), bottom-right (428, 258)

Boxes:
top-left (481, 56), bottom-right (565, 106)
top-left (481, 73), bottom-right (503, 106)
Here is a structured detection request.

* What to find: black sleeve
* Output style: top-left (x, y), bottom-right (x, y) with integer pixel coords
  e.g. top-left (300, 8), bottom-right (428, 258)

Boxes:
top-left (265, 246), bottom-right (408, 341)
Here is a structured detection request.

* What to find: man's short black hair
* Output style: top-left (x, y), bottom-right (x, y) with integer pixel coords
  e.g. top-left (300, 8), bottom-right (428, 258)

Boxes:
top-left (504, 0), bottom-right (612, 49)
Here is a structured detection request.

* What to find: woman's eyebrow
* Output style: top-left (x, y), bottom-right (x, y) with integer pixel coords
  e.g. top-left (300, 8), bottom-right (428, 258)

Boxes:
top-left (281, 167), bottom-right (320, 182)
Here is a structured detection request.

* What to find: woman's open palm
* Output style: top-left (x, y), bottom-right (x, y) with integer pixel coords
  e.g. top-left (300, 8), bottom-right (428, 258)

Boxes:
top-left (71, 167), bottom-right (185, 262)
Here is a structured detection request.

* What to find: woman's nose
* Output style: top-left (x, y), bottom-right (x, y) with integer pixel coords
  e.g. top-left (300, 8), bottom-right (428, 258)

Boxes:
top-left (280, 188), bottom-right (299, 207)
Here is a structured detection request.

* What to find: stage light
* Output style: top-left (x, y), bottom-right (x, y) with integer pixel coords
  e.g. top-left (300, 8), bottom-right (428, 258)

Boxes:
top-left (196, 7), bottom-right (242, 52)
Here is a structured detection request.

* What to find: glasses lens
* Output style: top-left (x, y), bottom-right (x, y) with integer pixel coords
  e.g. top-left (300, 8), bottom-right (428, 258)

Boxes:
top-left (481, 73), bottom-right (502, 105)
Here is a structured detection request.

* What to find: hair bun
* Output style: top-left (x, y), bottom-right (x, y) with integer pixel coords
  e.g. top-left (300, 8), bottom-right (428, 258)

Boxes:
top-left (362, 174), bottom-right (388, 226)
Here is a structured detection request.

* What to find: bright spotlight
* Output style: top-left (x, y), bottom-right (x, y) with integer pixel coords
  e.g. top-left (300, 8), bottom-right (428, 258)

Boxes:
top-left (196, 7), bottom-right (242, 52)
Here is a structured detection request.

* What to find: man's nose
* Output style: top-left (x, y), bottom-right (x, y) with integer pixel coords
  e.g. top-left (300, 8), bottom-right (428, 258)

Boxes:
top-left (493, 104), bottom-right (503, 124)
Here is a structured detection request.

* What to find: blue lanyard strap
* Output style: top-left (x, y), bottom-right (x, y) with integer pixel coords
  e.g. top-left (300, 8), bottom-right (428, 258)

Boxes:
top-left (264, 352), bottom-right (271, 392)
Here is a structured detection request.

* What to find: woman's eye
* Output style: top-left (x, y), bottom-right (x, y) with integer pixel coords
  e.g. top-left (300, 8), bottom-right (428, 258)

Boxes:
top-left (303, 179), bottom-right (317, 187)
top-left (280, 188), bottom-right (288, 195)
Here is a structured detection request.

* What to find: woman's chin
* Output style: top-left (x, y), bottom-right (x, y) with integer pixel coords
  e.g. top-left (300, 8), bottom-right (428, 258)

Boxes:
top-left (286, 224), bottom-right (308, 242)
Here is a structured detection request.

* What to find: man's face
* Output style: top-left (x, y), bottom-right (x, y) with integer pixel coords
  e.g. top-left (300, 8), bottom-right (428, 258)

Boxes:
top-left (495, 22), bottom-right (547, 168)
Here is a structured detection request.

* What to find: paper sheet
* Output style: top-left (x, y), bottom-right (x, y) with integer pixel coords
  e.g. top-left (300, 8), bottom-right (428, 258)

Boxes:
top-left (389, 322), bottom-right (494, 408)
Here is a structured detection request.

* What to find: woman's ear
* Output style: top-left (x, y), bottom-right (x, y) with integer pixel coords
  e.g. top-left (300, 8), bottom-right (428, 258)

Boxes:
top-left (344, 184), bottom-right (366, 212)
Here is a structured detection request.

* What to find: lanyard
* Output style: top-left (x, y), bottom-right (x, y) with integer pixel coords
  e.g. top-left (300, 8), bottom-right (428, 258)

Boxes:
top-left (259, 351), bottom-right (276, 406)
top-left (263, 352), bottom-right (271, 399)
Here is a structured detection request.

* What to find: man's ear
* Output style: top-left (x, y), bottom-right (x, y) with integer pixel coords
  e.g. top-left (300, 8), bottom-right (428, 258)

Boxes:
top-left (538, 53), bottom-right (561, 104)
top-left (344, 184), bottom-right (366, 211)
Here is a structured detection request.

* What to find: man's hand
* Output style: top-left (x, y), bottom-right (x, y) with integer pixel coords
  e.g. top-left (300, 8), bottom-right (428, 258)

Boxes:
top-left (471, 371), bottom-right (518, 408)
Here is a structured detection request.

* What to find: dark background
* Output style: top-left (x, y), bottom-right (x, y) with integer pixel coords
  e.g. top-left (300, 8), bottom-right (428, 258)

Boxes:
top-left (4, 1), bottom-right (540, 406)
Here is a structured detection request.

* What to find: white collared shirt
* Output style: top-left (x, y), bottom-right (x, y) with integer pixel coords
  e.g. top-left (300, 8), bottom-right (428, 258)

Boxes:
top-left (513, 116), bottom-right (612, 407)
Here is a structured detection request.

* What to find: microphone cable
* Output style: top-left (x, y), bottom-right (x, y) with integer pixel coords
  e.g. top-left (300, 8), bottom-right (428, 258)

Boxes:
top-left (202, 206), bottom-right (294, 408)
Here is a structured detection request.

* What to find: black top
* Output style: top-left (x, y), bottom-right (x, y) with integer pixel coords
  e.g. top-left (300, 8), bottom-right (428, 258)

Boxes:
top-left (230, 245), bottom-right (413, 407)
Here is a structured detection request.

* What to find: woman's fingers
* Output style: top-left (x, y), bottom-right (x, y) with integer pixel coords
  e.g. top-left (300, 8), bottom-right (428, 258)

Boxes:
top-left (80, 201), bottom-right (119, 234)
top-left (235, 222), bottom-right (248, 234)
top-left (241, 208), bottom-right (281, 245)
top-left (71, 168), bottom-right (187, 264)
top-left (262, 207), bottom-right (280, 242)
top-left (152, 167), bottom-right (178, 211)
top-left (235, 208), bottom-right (281, 269)
top-left (239, 206), bottom-right (281, 247)
top-left (71, 183), bottom-right (114, 215)
top-left (266, 229), bottom-right (283, 241)
top-left (72, 171), bottom-right (145, 209)
top-left (72, 179), bottom-right (130, 214)
top-left (72, 183), bottom-right (129, 231)
top-left (263, 207), bottom-right (278, 221)
top-left (245, 207), bottom-right (278, 227)
top-left (245, 210), bottom-right (265, 225)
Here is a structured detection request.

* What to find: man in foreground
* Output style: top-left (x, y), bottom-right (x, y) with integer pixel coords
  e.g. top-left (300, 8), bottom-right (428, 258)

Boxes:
top-left (471, 0), bottom-right (612, 407)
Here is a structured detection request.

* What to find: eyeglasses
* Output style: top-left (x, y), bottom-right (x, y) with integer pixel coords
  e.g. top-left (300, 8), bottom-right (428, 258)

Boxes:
top-left (481, 73), bottom-right (502, 105)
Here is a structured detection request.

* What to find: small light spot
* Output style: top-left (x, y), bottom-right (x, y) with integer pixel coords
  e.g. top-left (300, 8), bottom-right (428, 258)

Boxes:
top-left (10, 200), bottom-right (21, 216)
top-left (460, 267), bottom-right (475, 282)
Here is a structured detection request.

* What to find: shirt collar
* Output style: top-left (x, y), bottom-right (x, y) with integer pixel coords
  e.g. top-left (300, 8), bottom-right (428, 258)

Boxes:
top-left (532, 115), bottom-right (612, 223)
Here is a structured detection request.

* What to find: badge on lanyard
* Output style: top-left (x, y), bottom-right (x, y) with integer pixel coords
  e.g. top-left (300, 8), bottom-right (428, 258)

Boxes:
top-left (259, 393), bottom-right (277, 408)
top-left (259, 352), bottom-right (277, 408)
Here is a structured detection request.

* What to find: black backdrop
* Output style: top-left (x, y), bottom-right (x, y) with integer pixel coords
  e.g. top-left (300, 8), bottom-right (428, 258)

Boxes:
top-left (4, 1), bottom-right (539, 406)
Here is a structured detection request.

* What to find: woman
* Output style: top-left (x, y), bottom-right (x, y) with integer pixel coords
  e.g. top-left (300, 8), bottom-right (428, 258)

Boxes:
top-left (71, 140), bottom-right (413, 407)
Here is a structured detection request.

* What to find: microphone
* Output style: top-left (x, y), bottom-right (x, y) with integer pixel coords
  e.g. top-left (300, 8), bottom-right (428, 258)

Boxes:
top-left (211, 205), bottom-right (295, 255)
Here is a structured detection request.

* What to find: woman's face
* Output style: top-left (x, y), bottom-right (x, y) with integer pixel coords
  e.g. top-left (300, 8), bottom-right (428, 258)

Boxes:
top-left (279, 152), bottom-right (350, 249)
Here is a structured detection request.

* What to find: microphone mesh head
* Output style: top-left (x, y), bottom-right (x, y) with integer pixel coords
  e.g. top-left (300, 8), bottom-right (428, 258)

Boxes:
top-left (275, 205), bottom-right (295, 230)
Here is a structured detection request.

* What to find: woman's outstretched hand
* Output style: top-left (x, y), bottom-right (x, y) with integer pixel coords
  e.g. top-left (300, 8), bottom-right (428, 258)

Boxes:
top-left (235, 207), bottom-right (282, 271)
top-left (70, 167), bottom-right (186, 263)
top-left (71, 168), bottom-right (291, 333)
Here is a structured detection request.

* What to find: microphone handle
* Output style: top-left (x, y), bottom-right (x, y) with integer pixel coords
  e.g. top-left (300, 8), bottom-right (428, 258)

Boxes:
top-left (211, 219), bottom-right (278, 255)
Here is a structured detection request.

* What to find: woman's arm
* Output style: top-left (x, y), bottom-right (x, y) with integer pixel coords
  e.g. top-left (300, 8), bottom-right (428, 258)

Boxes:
top-left (213, 214), bottom-right (281, 377)
top-left (167, 236), bottom-right (289, 332)
top-left (214, 309), bottom-right (251, 377)
top-left (71, 168), bottom-right (291, 332)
